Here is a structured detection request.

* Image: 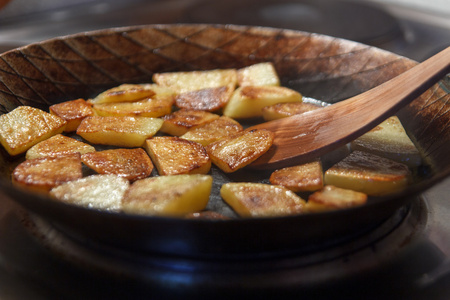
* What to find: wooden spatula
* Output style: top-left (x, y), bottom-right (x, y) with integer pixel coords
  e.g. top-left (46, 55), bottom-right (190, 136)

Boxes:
top-left (249, 46), bottom-right (450, 169)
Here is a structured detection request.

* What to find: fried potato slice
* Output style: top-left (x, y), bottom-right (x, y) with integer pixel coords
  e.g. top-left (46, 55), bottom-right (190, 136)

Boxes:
top-left (77, 116), bottom-right (163, 147)
top-left (306, 185), bottom-right (368, 213)
top-left (145, 136), bottom-right (211, 175)
top-left (175, 84), bottom-right (234, 111)
top-left (49, 98), bottom-right (94, 132)
top-left (350, 116), bottom-right (422, 167)
top-left (81, 148), bottom-right (153, 182)
top-left (92, 94), bottom-right (174, 118)
top-left (220, 182), bottom-right (306, 218)
top-left (237, 62), bottom-right (280, 87)
top-left (92, 84), bottom-right (176, 118)
top-left (223, 86), bottom-right (302, 119)
top-left (180, 116), bottom-right (243, 146)
top-left (269, 160), bottom-right (324, 192)
top-left (324, 151), bottom-right (412, 196)
top-left (122, 174), bottom-right (213, 217)
top-left (153, 68), bottom-right (237, 93)
top-left (50, 174), bottom-right (130, 211)
top-left (0, 106), bottom-right (66, 156)
top-left (262, 101), bottom-right (322, 121)
top-left (12, 153), bottom-right (82, 193)
top-left (26, 134), bottom-right (95, 160)
top-left (89, 84), bottom-right (156, 104)
top-left (205, 129), bottom-right (274, 173)
top-left (139, 84), bottom-right (177, 96)
top-left (160, 109), bottom-right (220, 136)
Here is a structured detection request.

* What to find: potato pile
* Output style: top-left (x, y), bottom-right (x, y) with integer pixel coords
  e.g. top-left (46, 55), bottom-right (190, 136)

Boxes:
top-left (0, 62), bottom-right (420, 219)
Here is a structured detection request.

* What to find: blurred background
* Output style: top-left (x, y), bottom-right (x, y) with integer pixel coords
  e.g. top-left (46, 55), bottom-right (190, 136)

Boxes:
top-left (0, 0), bottom-right (449, 61)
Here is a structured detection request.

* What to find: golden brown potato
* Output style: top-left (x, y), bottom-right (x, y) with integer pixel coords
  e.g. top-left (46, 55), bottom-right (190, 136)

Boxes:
top-left (153, 68), bottom-right (237, 93)
top-left (324, 151), bottom-right (412, 196)
top-left (122, 174), bottom-right (213, 217)
top-left (351, 116), bottom-right (422, 167)
top-left (262, 101), bottom-right (322, 121)
top-left (180, 116), bottom-right (243, 146)
top-left (237, 62), bottom-right (280, 87)
top-left (145, 136), bottom-right (211, 175)
top-left (89, 84), bottom-right (156, 104)
top-left (175, 85), bottom-right (234, 112)
top-left (49, 98), bottom-right (94, 132)
top-left (76, 116), bottom-right (163, 147)
top-left (92, 94), bottom-right (174, 118)
top-left (223, 86), bottom-right (302, 119)
top-left (0, 106), bottom-right (66, 156)
top-left (26, 134), bottom-right (95, 160)
top-left (220, 182), bottom-right (306, 217)
top-left (50, 174), bottom-right (130, 211)
top-left (12, 153), bottom-right (82, 193)
top-left (306, 185), bottom-right (368, 212)
top-left (81, 148), bottom-right (154, 182)
top-left (269, 160), bottom-right (323, 192)
top-left (139, 84), bottom-right (177, 96)
top-left (205, 129), bottom-right (274, 173)
top-left (160, 109), bottom-right (220, 136)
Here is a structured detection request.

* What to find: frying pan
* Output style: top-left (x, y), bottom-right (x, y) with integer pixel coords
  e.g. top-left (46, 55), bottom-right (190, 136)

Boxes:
top-left (0, 24), bottom-right (448, 258)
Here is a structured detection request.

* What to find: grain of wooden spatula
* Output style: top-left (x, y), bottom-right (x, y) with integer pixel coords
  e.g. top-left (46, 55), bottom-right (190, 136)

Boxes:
top-left (250, 46), bottom-right (450, 170)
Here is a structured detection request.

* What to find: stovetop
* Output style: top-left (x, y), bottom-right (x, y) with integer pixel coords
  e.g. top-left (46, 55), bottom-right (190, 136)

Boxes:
top-left (0, 0), bottom-right (449, 299)
top-left (0, 178), bottom-right (449, 299)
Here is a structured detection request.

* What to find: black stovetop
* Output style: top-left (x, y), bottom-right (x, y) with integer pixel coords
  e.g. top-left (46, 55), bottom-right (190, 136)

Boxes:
top-left (0, 179), bottom-right (449, 299)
